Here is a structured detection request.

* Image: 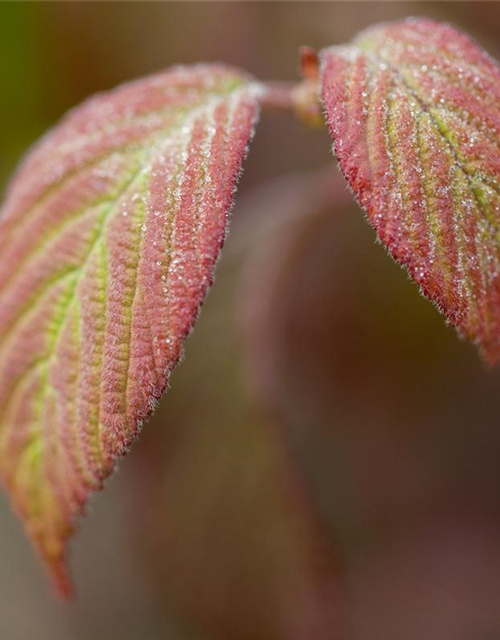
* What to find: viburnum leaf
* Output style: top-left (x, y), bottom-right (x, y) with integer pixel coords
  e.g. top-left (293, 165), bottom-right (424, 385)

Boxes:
top-left (320, 18), bottom-right (500, 362)
top-left (0, 64), bottom-right (260, 595)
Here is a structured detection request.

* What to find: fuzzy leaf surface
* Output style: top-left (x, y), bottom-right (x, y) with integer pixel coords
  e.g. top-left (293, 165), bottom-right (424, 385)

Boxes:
top-left (0, 64), bottom-right (260, 594)
top-left (321, 18), bottom-right (500, 362)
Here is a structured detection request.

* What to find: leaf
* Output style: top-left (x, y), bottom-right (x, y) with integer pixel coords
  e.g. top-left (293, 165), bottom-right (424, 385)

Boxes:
top-left (320, 18), bottom-right (500, 363)
top-left (0, 64), bottom-right (261, 595)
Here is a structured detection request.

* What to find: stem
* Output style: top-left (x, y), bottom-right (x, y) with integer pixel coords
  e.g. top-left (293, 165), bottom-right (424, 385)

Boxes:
top-left (260, 47), bottom-right (323, 128)
top-left (260, 81), bottom-right (297, 111)
top-left (261, 79), bottom-right (324, 130)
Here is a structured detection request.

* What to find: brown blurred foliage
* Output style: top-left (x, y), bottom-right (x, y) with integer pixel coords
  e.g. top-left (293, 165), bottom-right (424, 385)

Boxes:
top-left (242, 170), bottom-right (500, 639)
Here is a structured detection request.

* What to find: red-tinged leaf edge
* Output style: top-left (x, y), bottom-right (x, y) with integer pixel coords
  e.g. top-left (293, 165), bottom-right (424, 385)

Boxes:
top-left (0, 64), bottom-right (262, 596)
top-left (320, 18), bottom-right (500, 363)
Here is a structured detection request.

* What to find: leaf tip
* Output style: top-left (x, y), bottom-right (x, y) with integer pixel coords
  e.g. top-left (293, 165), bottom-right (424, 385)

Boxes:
top-left (51, 562), bottom-right (74, 600)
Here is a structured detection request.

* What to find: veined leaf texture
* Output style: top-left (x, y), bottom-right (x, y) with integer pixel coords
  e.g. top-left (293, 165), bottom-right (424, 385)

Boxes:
top-left (321, 18), bottom-right (500, 362)
top-left (0, 64), bottom-right (260, 594)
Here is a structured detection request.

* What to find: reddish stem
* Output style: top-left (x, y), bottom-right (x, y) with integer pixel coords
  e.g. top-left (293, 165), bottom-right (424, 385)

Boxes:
top-left (260, 81), bottom-right (296, 111)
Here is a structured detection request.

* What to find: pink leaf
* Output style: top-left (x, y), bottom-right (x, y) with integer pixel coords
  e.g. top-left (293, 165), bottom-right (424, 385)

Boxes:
top-left (320, 18), bottom-right (500, 362)
top-left (0, 64), bottom-right (260, 595)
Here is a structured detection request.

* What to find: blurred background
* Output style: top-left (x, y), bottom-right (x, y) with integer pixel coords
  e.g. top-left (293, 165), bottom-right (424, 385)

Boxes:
top-left (2, 3), bottom-right (500, 639)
